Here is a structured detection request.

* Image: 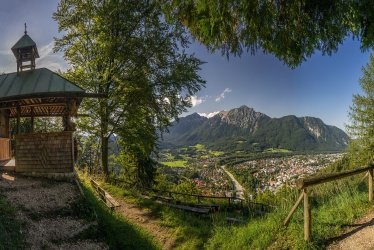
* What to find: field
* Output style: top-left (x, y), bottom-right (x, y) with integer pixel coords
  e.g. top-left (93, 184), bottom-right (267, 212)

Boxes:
top-left (161, 160), bottom-right (187, 167)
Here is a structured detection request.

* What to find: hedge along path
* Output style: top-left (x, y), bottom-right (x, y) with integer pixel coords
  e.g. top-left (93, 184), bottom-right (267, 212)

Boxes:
top-left (0, 171), bottom-right (107, 250)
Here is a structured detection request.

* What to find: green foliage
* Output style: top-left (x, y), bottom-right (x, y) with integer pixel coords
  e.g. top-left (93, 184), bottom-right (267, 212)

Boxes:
top-left (347, 53), bottom-right (374, 166)
top-left (54, 0), bottom-right (205, 180)
top-left (172, 180), bottom-right (202, 203)
top-left (161, 0), bottom-right (374, 67)
top-left (9, 117), bottom-right (62, 135)
top-left (0, 196), bottom-right (26, 250)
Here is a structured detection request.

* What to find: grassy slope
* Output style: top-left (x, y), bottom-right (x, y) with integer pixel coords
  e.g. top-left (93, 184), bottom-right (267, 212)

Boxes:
top-left (100, 181), bottom-right (217, 249)
top-left (102, 177), bottom-right (372, 250)
top-left (78, 174), bottom-right (160, 250)
top-left (0, 195), bottom-right (25, 250)
top-left (78, 156), bottom-right (372, 250)
top-left (206, 176), bottom-right (372, 249)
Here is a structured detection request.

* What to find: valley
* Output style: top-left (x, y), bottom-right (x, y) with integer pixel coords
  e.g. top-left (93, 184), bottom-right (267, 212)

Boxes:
top-left (157, 105), bottom-right (349, 201)
top-left (157, 144), bottom-right (344, 199)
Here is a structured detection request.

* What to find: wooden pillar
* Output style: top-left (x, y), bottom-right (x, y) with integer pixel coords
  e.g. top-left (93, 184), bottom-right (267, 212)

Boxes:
top-left (0, 110), bottom-right (9, 138)
top-left (303, 188), bottom-right (311, 241)
top-left (369, 169), bottom-right (373, 202)
top-left (16, 105), bottom-right (21, 135)
top-left (30, 107), bottom-right (34, 133)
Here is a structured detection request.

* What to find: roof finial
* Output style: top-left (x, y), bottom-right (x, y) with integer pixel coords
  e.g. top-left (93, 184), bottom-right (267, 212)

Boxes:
top-left (24, 23), bottom-right (27, 35)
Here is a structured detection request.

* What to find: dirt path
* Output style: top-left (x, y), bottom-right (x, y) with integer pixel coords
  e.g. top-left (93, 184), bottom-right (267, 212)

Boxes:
top-left (327, 207), bottom-right (374, 250)
top-left (0, 171), bottom-right (107, 249)
top-left (113, 194), bottom-right (177, 249)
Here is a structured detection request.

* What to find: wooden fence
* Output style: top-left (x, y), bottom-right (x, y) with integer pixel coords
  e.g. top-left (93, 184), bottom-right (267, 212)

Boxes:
top-left (0, 138), bottom-right (11, 161)
top-left (283, 164), bottom-right (374, 241)
top-left (111, 178), bottom-right (274, 212)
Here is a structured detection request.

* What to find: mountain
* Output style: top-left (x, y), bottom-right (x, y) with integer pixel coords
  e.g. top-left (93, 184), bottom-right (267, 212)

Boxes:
top-left (162, 105), bottom-right (349, 152)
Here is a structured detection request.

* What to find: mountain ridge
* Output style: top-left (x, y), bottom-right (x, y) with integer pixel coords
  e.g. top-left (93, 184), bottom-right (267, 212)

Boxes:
top-left (162, 105), bottom-right (349, 152)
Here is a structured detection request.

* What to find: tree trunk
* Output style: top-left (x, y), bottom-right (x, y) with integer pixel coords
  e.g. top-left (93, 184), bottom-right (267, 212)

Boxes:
top-left (101, 134), bottom-right (109, 179)
top-left (100, 86), bottom-right (110, 180)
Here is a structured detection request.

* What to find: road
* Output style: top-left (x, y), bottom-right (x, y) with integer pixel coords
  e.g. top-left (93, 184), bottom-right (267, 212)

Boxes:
top-left (221, 165), bottom-right (245, 200)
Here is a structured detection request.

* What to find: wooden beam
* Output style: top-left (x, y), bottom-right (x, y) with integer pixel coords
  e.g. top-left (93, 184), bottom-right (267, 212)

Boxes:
top-left (369, 169), bottom-right (373, 202)
top-left (16, 105), bottom-right (21, 135)
top-left (296, 165), bottom-right (374, 189)
top-left (0, 92), bottom-right (85, 103)
top-left (283, 192), bottom-right (304, 226)
top-left (30, 107), bottom-right (34, 133)
top-left (0, 103), bottom-right (67, 110)
top-left (303, 188), bottom-right (311, 241)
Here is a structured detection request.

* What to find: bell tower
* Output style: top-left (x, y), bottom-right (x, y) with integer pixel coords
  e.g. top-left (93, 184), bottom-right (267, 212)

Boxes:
top-left (11, 23), bottom-right (40, 73)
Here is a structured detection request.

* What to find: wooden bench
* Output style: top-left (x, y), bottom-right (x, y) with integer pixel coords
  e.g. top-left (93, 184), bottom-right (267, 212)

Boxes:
top-left (192, 203), bottom-right (220, 212)
top-left (90, 179), bottom-right (120, 210)
top-left (152, 195), bottom-right (174, 203)
top-left (226, 217), bottom-right (245, 224)
top-left (168, 203), bottom-right (210, 214)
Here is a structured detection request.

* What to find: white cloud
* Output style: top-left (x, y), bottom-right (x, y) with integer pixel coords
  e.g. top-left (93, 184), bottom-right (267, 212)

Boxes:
top-left (215, 88), bottom-right (232, 102)
top-left (190, 96), bottom-right (204, 107)
top-left (198, 111), bottom-right (219, 118)
top-left (189, 95), bottom-right (205, 107)
top-left (37, 40), bottom-right (69, 72)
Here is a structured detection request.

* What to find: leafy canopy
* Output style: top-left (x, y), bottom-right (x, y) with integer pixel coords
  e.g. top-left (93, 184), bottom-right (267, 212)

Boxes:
top-left (348, 53), bottom-right (374, 165)
top-left (161, 0), bottom-right (374, 67)
top-left (54, 0), bottom-right (205, 182)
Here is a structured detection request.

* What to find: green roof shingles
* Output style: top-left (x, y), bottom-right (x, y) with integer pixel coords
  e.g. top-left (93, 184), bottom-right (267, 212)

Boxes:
top-left (11, 34), bottom-right (36, 49)
top-left (0, 68), bottom-right (85, 101)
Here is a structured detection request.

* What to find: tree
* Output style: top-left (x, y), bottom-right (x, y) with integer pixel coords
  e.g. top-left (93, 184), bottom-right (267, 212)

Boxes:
top-left (54, 0), bottom-right (205, 183)
top-left (161, 0), bottom-right (374, 67)
top-left (348, 53), bottom-right (374, 166)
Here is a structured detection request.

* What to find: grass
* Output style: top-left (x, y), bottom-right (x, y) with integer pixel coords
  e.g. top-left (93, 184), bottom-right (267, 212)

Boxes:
top-left (0, 195), bottom-right (26, 250)
top-left (209, 150), bottom-right (224, 156)
top-left (206, 177), bottom-right (372, 249)
top-left (161, 160), bottom-right (187, 167)
top-left (99, 179), bottom-right (234, 249)
top-left (190, 144), bottom-right (205, 150)
top-left (77, 172), bottom-right (160, 249)
top-left (266, 148), bottom-right (292, 153)
top-left (79, 159), bottom-right (373, 250)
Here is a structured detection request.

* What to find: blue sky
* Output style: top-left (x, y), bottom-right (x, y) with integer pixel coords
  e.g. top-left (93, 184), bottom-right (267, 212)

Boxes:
top-left (0, 1), bottom-right (370, 131)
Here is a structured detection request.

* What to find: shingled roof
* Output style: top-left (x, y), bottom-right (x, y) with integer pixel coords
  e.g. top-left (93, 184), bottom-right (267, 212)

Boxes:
top-left (11, 34), bottom-right (40, 58)
top-left (0, 68), bottom-right (85, 102)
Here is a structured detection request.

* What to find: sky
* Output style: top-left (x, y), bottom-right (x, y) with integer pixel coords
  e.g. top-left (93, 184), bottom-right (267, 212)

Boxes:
top-left (0, 1), bottom-right (370, 131)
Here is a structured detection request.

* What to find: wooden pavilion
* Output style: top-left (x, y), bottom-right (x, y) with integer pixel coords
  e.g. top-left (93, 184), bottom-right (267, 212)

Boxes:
top-left (0, 27), bottom-right (95, 177)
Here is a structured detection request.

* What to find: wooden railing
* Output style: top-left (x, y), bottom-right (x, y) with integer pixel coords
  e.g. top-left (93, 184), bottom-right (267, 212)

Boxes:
top-left (283, 164), bottom-right (374, 241)
top-left (0, 138), bottom-right (11, 161)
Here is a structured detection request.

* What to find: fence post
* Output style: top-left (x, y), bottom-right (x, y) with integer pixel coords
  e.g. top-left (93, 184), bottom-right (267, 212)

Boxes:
top-left (369, 169), bottom-right (373, 202)
top-left (303, 188), bottom-right (311, 241)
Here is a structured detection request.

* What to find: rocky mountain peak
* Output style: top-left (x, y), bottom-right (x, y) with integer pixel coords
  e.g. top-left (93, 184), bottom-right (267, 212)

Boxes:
top-left (219, 105), bottom-right (268, 129)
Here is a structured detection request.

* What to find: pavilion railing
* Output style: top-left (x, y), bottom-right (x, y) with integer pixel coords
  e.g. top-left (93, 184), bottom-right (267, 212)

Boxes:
top-left (0, 138), bottom-right (11, 161)
top-left (283, 164), bottom-right (374, 241)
